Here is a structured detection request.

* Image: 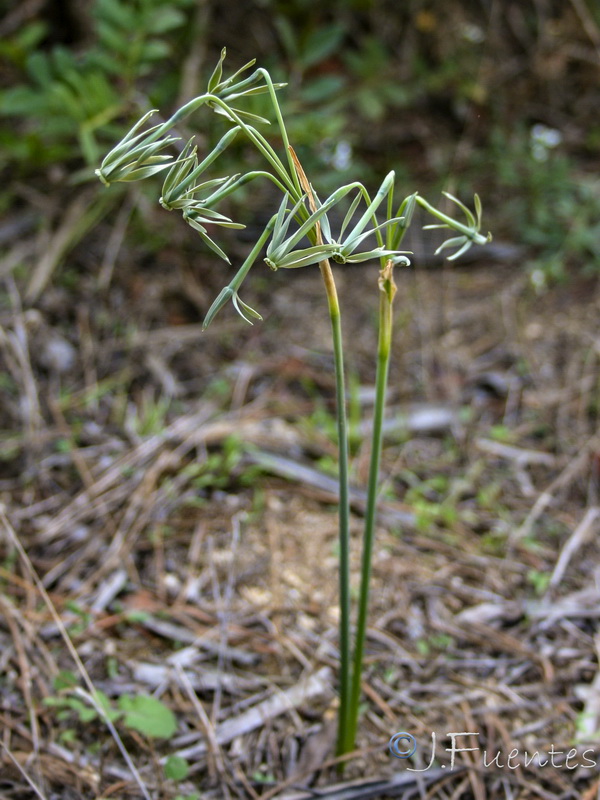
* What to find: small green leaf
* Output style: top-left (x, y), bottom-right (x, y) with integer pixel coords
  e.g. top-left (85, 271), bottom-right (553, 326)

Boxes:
top-left (118, 694), bottom-right (177, 739)
top-left (124, 609), bottom-right (150, 623)
top-left (43, 696), bottom-right (65, 707)
top-left (299, 24), bottom-right (346, 69)
top-left (90, 689), bottom-right (120, 722)
top-left (69, 698), bottom-right (98, 723)
top-left (53, 669), bottom-right (79, 691)
top-left (164, 755), bottom-right (189, 781)
top-left (146, 7), bottom-right (186, 35)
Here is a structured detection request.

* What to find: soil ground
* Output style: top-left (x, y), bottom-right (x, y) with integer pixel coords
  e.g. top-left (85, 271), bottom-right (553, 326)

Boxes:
top-left (1, 219), bottom-right (600, 798)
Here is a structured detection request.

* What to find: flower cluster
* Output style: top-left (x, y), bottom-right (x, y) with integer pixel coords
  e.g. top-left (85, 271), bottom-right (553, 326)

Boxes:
top-left (96, 50), bottom-right (490, 326)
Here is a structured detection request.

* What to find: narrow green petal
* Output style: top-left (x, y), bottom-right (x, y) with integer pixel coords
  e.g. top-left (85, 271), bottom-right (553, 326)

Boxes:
top-left (446, 239), bottom-right (473, 261)
top-left (270, 194), bottom-right (307, 251)
top-left (270, 193), bottom-right (293, 250)
top-left (387, 192), bottom-right (418, 249)
top-left (195, 230), bottom-right (231, 263)
top-left (340, 216), bottom-right (404, 256)
top-left (474, 194), bottom-right (482, 228)
top-left (311, 189), bottom-right (333, 243)
top-left (218, 59), bottom-right (257, 91)
top-left (224, 82), bottom-right (287, 100)
top-left (434, 235), bottom-right (467, 255)
top-left (203, 286), bottom-right (233, 329)
top-left (343, 247), bottom-right (407, 263)
top-left (232, 293), bottom-right (263, 324)
top-left (171, 127), bottom-right (239, 200)
top-left (115, 110), bottom-right (159, 147)
top-left (340, 171), bottom-right (394, 247)
top-left (442, 191), bottom-right (476, 227)
top-left (273, 244), bottom-right (339, 269)
top-left (118, 161), bottom-right (173, 181)
top-left (339, 192), bottom-right (363, 240)
top-left (277, 185), bottom-right (354, 254)
top-left (183, 213), bottom-right (230, 262)
top-left (207, 48), bottom-right (227, 93)
top-left (161, 141), bottom-right (198, 205)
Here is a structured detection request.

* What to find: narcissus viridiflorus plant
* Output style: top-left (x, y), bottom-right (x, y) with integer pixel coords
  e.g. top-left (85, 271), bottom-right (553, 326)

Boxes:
top-left (97, 48), bottom-right (491, 762)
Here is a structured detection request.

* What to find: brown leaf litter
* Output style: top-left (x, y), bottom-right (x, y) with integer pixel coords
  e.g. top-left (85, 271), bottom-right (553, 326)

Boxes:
top-left (1, 247), bottom-right (600, 798)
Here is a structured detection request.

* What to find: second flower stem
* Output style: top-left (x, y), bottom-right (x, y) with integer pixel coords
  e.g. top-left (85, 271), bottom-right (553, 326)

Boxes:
top-left (344, 259), bottom-right (397, 755)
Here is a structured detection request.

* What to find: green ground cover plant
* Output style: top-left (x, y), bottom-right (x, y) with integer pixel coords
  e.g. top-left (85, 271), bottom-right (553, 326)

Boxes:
top-left (96, 48), bottom-right (490, 761)
top-left (0, 0), bottom-right (194, 170)
top-left (485, 125), bottom-right (600, 283)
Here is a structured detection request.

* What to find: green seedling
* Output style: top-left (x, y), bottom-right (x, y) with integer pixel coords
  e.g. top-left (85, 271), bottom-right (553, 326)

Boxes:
top-left (44, 686), bottom-right (177, 739)
top-left (97, 48), bottom-right (490, 760)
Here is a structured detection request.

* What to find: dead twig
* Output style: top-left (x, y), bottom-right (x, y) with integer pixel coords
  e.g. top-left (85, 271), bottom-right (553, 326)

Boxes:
top-left (549, 506), bottom-right (600, 588)
top-left (173, 667), bottom-right (333, 761)
top-left (512, 437), bottom-right (599, 542)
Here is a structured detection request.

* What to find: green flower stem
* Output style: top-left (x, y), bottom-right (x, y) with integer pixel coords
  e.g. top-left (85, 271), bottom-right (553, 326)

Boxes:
top-left (203, 170), bottom-right (290, 206)
top-left (317, 259), bottom-right (351, 760)
top-left (344, 260), bottom-right (397, 756)
top-left (255, 67), bottom-right (302, 198)
top-left (148, 95), bottom-right (210, 141)
top-left (170, 127), bottom-right (241, 200)
top-left (143, 92), bottom-right (298, 199)
top-left (205, 97), bottom-right (297, 196)
top-left (202, 215), bottom-right (277, 328)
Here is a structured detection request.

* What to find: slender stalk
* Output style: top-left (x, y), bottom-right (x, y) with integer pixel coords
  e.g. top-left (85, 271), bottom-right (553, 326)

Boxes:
top-left (317, 258), bottom-right (352, 759)
top-left (205, 97), bottom-right (297, 195)
top-left (255, 67), bottom-right (302, 197)
top-left (287, 149), bottom-right (351, 757)
top-left (202, 215), bottom-right (277, 328)
top-left (344, 259), bottom-right (397, 755)
top-left (203, 170), bottom-right (290, 206)
top-left (152, 93), bottom-right (298, 198)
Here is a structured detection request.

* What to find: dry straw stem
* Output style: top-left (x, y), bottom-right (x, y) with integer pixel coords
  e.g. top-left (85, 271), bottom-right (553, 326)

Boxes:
top-left (172, 667), bottom-right (333, 762)
top-left (549, 506), bottom-right (600, 588)
top-left (0, 279), bottom-right (42, 439)
top-left (512, 433), bottom-right (600, 542)
top-left (26, 189), bottom-right (115, 302)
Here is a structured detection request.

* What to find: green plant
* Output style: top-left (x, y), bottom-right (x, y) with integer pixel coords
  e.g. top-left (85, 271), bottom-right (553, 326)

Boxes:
top-left (485, 125), bottom-right (600, 282)
top-left (96, 48), bottom-right (490, 761)
top-left (0, 0), bottom-right (194, 169)
top-left (184, 435), bottom-right (246, 492)
top-left (44, 679), bottom-right (177, 740)
top-left (130, 393), bottom-right (172, 437)
top-left (526, 568), bottom-right (551, 596)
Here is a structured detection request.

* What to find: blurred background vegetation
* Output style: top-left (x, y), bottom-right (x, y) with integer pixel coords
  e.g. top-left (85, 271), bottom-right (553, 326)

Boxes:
top-left (0, 0), bottom-right (599, 297)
